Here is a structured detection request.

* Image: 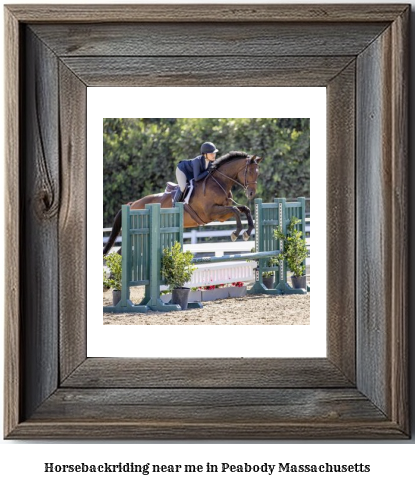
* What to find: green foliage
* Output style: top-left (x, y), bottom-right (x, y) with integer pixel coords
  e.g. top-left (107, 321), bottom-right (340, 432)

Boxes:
top-left (103, 252), bottom-right (122, 290)
top-left (103, 118), bottom-right (310, 226)
top-left (161, 242), bottom-right (196, 291)
top-left (263, 257), bottom-right (278, 278)
top-left (274, 217), bottom-right (308, 277)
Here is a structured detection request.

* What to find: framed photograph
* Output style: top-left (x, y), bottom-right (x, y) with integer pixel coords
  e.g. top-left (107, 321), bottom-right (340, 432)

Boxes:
top-left (4, 4), bottom-right (409, 439)
top-left (92, 91), bottom-right (325, 358)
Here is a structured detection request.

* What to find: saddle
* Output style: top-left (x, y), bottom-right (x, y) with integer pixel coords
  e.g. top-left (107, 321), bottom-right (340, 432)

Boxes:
top-left (165, 181), bottom-right (193, 204)
top-left (164, 180), bottom-right (206, 225)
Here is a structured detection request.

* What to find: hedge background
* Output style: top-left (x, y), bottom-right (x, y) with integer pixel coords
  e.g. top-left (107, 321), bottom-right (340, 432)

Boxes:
top-left (103, 118), bottom-right (310, 227)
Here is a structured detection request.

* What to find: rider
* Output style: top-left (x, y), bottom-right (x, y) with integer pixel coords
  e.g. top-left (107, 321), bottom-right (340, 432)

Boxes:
top-left (173, 142), bottom-right (218, 206)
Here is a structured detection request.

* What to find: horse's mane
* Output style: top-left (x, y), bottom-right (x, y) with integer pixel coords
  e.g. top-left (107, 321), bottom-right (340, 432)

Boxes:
top-left (213, 151), bottom-right (248, 169)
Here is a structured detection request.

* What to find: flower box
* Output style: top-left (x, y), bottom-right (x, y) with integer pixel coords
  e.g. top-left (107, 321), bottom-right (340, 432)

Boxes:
top-left (227, 285), bottom-right (247, 298)
top-left (161, 286), bottom-right (248, 303)
top-left (201, 287), bottom-right (229, 302)
top-left (190, 290), bottom-right (202, 302)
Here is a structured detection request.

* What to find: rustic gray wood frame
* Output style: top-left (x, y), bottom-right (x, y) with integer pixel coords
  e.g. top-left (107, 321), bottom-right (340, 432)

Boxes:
top-left (4, 4), bottom-right (409, 440)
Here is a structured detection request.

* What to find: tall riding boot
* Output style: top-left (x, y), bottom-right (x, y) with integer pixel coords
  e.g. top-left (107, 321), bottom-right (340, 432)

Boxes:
top-left (173, 189), bottom-right (183, 207)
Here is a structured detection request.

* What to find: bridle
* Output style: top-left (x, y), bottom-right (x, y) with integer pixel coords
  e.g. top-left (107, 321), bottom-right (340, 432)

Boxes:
top-left (203, 157), bottom-right (258, 197)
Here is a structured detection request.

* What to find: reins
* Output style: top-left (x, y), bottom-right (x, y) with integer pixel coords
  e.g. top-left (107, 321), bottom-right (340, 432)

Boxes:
top-left (203, 157), bottom-right (258, 203)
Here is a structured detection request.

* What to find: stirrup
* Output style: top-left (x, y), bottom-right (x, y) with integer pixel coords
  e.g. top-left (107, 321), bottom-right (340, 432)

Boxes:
top-left (173, 189), bottom-right (183, 207)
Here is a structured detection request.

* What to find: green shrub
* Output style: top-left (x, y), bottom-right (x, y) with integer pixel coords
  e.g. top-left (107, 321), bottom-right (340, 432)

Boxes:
top-left (161, 242), bottom-right (196, 291)
top-left (103, 252), bottom-right (122, 290)
top-left (263, 257), bottom-right (278, 278)
top-left (274, 217), bottom-right (308, 277)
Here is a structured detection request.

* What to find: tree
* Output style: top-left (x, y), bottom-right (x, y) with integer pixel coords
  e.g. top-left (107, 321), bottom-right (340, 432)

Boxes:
top-left (103, 118), bottom-right (310, 226)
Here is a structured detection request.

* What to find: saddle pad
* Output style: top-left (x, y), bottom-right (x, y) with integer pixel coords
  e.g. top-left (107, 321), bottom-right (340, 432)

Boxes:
top-left (165, 182), bottom-right (178, 193)
top-left (184, 179), bottom-right (194, 204)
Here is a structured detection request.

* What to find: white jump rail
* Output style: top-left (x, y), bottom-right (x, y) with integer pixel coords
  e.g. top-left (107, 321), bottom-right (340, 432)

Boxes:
top-left (160, 260), bottom-right (257, 290)
top-left (184, 240), bottom-right (310, 257)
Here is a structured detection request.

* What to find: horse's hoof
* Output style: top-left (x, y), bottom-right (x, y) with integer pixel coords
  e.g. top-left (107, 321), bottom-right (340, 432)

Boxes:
top-left (231, 231), bottom-right (238, 242)
top-left (243, 231), bottom-right (249, 241)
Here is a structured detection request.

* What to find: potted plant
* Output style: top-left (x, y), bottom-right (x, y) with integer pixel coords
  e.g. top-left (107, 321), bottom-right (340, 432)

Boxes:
top-left (262, 258), bottom-right (278, 289)
top-left (250, 247), bottom-right (275, 289)
top-left (160, 287), bottom-right (202, 304)
top-left (262, 271), bottom-right (274, 289)
top-left (161, 242), bottom-right (196, 310)
top-left (274, 216), bottom-right (308, 289)
top-left (103, 252), bottom-right (122, 306)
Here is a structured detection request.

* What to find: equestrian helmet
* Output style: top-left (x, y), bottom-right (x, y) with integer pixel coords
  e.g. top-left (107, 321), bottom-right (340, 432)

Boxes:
top-left (200, 142), bottom-right (218, 154)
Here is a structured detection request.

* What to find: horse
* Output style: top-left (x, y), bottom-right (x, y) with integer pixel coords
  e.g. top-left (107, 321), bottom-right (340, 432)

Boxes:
top-left (103, 151), bottom-right (261, 255)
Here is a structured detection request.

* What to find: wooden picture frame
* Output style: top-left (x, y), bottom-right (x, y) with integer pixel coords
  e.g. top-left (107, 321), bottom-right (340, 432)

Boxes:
top-left (4, 4), bottom-right (409, 439)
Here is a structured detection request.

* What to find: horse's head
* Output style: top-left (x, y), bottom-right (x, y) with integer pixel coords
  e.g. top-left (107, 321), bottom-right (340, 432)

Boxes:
top-left (237, 155), bottom-right (261, 200)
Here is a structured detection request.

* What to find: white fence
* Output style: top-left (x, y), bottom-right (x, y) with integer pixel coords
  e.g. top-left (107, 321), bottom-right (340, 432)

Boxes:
top-left (104, 219), bottom-right (310, 245)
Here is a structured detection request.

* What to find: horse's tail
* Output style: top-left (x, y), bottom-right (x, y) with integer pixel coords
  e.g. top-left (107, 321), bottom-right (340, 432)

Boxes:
top-left (103, 208), bottom-right (122, 255)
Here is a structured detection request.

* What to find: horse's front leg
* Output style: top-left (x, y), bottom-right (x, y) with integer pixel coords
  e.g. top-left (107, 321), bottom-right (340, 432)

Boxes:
top-left (236, 205), bottom-right (254, 241)
top-left (212, 205), bottom-right (243, 242)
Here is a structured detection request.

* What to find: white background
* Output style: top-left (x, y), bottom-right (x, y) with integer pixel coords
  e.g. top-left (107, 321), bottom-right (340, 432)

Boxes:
top-left (1, 0), bottom-right (414, 486)
top-left (87, 87), bottom-right (326, 357)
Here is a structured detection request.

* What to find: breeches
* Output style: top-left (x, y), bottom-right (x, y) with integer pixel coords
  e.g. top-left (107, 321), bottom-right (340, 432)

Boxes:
top-left (176, 167), bottom-right (188, 191)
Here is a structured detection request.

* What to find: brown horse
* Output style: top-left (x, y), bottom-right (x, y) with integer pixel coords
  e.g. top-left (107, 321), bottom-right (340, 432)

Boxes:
top-left (103, 151), bottom-right (261, 255)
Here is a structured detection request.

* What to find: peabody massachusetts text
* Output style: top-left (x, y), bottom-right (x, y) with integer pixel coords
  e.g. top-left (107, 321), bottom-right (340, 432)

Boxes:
top-left (44, 462), bottom-right (371, 475)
